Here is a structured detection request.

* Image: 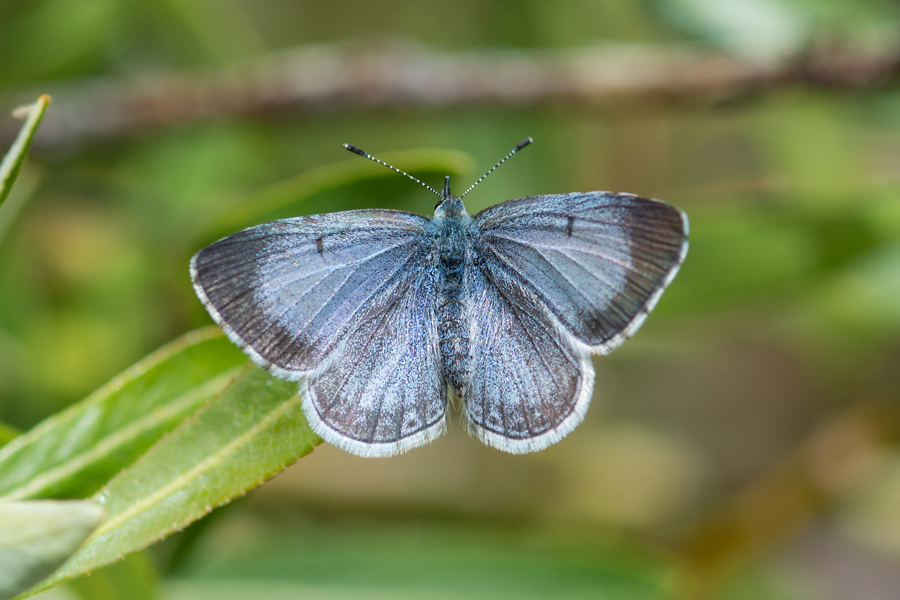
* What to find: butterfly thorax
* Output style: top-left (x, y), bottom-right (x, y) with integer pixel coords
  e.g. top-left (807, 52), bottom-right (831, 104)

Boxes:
top-left (434, 191), bottom-right (474, 398)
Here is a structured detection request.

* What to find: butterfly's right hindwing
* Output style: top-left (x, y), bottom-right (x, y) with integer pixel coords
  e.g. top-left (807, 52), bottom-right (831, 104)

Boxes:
top-left (463, 264), bottom-right (595, 453)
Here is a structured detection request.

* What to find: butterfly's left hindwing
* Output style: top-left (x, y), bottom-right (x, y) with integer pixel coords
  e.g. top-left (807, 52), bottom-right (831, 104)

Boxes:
top-left (301, 264), bottom-right (447, 457)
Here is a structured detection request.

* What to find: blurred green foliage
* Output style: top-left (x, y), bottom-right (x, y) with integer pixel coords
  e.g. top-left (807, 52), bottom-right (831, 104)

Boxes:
top-left (2, 0), bottom-right (900, 599)
top-left (0, 499), bottom-right (104, 600)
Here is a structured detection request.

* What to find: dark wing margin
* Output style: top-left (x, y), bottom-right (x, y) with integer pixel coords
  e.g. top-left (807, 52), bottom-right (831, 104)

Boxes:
top-left (473, 192), bottom-right (688, 353)
top-left (190, 209), bottom-right (448, 456)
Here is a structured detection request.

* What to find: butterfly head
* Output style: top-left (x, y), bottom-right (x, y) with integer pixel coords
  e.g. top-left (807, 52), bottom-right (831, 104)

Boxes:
top-left (433, 176), bottom-right (469, 221)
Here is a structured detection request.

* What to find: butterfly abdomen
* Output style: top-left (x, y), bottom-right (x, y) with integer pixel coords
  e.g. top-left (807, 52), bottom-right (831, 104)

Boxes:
top-left (436, 219), bottom-right (472, 397)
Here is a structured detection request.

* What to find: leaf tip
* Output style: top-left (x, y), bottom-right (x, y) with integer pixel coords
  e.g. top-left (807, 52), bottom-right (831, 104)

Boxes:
top-left (11, 95), bottom-right (51, 120)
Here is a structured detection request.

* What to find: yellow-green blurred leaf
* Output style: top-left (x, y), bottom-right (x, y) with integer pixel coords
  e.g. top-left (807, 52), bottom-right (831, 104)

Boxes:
top-left (198, 148), bottom-right (472, 243)
top-left (66, 551), bottom-right (158, 600)
top-left (0, 423), bottom-right (20, 450)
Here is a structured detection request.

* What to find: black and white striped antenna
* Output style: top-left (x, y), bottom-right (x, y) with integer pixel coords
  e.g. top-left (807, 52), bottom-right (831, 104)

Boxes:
top-left (459, 137), bottom-right (532, 200)
top-left (343, 137), bottom-right (533, 200)
top-left (343, 143), bottom-right (441, 198)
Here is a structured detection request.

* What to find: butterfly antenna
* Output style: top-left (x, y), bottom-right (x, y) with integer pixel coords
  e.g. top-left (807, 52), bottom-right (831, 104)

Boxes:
top-left (458, 137), bottom-right (533, 200)
top-left (343, 144), bottom-right (442, 198)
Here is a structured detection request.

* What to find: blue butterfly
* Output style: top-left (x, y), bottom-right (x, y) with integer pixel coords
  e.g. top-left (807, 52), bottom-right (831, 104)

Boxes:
top-left (190, 139), bottom-right (688, 457)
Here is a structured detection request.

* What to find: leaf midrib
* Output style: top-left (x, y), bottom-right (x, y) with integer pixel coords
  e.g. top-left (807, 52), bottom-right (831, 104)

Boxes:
top-left (82, 391), bottom-right (306, 549)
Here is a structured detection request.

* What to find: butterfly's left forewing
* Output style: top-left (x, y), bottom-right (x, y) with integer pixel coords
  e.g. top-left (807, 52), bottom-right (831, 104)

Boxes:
top-left (191, 210), bottom-right (448, 456)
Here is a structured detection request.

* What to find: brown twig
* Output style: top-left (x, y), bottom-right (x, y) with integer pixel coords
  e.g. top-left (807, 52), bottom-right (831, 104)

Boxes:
top-left (4, 39), bottom-right (900, 149)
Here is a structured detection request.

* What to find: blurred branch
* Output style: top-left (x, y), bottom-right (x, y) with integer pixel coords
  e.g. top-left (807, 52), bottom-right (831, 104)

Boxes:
top-left (675, 402), bottom-right (900, 600)
top-left (3, 39), bottom-right (900, 149)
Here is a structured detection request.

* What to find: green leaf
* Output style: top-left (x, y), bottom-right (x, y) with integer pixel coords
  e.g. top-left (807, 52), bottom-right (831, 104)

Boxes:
top-left (0, 328), bottom-right (247, 500)
top-left (29, 365), bottom-right (319, 594)
top-left (174, 518), bottom-right (675, 600)
top-left (66, 551), bottom-right (159, 600)
top-left (0, 500), bottom-right (104, 600)
top-left (0, 95), bottom-right (50, 208)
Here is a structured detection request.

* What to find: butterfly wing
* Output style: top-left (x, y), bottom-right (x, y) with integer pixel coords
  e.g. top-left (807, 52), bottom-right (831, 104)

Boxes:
top-left (473, 192), bottom-right (688, 353)
top-left (464, 192), bottom-right (688, 452)
top-left (464, 265), bottom-right (595, 453)
top-left (300, 261), bottom-right (446, 457)
top-left (190, 210), bottom-right (446, 456)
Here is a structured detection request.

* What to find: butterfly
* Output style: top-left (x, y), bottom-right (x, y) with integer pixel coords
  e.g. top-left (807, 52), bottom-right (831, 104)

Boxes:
top-left (190, 138), bottom-right (688, 457)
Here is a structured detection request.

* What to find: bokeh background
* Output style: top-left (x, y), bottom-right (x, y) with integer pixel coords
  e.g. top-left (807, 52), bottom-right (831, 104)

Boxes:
top-left (3, 0), bottom-right (900, 598)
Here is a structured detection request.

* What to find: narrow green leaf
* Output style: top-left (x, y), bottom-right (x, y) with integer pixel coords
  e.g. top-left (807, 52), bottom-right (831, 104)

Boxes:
top-left (29, 366), bottom-right (319, 594)
top-left (199, 148), bottom-right (472, 242)
top-left (0, 500), bottom-right (104, 600)
top-left (66, 551), bottom-right (159, 600)
top-left (0, 95), bottom-right (50, 208)
top-left (0, 328), bottom-right (247, 500)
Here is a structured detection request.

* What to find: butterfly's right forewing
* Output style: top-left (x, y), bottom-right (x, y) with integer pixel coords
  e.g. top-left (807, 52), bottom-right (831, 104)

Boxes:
top-left (463, 192), bottom-right (688, 452)
top-left (474, 193), bottom-right (688, 353)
